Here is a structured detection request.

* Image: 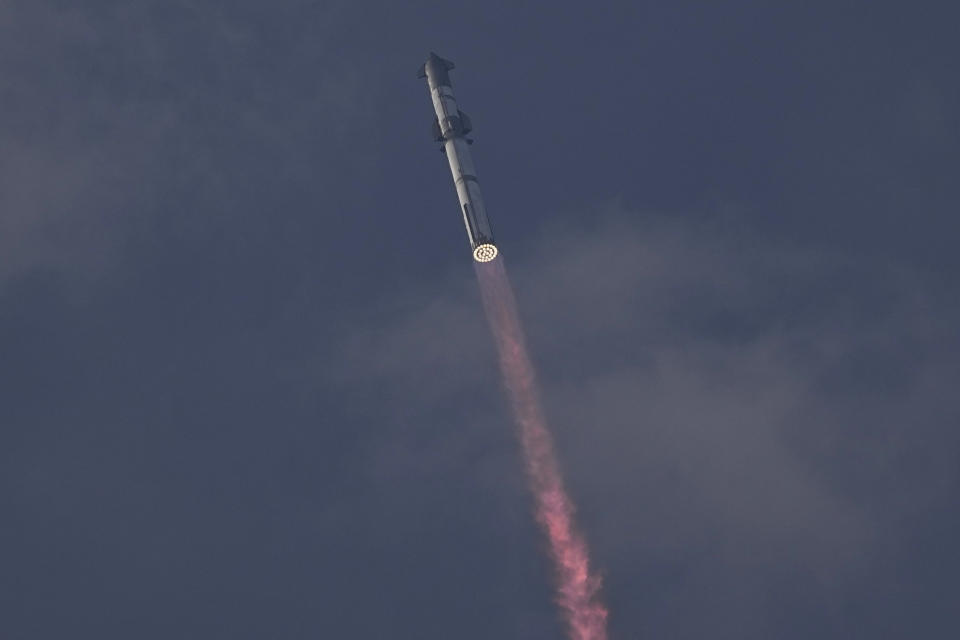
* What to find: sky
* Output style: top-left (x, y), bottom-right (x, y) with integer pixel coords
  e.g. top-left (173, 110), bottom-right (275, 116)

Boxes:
top-left (2, 1), bottom-right (958, 638)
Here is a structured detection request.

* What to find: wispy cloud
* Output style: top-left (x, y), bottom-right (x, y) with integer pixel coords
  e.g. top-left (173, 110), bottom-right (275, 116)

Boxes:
top-left (0, 1), bottom-right (360, 286)
top-left (335, 208), bottom-right (960, 636)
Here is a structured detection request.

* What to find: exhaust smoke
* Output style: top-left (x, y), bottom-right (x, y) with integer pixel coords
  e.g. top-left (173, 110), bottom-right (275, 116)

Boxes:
top-left (418, 52), bottom-right (607, 637)
top-left (475, 257), bottom-right (609, 640)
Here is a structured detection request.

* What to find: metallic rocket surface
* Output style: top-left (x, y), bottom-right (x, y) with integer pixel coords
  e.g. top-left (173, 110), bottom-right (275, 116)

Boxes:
top-left (419, 52), bottom-right (498, 262)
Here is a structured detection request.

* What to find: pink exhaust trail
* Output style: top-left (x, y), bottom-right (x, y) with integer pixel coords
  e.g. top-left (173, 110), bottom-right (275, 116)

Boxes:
top-left (475, 257), bottom-right (609, 640)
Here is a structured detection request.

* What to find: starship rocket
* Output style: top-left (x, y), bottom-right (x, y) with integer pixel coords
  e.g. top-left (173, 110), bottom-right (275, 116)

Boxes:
top-left (419, 52), bottom-right (498, 262)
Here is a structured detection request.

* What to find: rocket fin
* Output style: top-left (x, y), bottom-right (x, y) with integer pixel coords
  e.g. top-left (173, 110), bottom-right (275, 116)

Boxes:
top-left (429, 52), bottom-right (455, 70)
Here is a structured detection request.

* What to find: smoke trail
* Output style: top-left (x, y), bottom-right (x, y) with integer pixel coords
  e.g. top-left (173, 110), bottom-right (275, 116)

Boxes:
top-left (475, 257), bottom-right (608, 640)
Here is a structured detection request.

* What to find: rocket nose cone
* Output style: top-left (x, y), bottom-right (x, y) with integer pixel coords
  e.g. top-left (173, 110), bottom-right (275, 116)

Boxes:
top-left (421, 52), bottom-right (455, 86)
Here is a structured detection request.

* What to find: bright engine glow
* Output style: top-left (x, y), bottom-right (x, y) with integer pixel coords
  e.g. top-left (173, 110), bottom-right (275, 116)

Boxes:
top-left (473, 244), bottom-right (498, 262)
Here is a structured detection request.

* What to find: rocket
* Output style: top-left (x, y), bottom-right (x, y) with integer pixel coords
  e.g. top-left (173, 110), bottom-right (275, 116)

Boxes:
top-left (419, 52), bottom-right (498, 263)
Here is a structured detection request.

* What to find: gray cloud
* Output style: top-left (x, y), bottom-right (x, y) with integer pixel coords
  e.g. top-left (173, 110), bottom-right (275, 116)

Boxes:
top-left (0, 3), bottom-right (150, 282)
top-left (337, 209), bottom-right (960, 637)
top-left (0, 0), bottom-right (360, 286)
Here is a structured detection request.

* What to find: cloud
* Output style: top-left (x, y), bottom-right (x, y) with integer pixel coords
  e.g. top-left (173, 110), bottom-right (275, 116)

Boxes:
top-left (335, 208), bottom-right (960, 636)
top-left (0, 4), bottom-right (147, 282)
top-left (0, 1), bottom-right (361, 286)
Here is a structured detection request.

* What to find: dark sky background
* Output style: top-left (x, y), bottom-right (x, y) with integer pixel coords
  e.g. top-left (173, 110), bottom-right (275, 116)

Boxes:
top-left (2, 1), bottom-right (959, 638)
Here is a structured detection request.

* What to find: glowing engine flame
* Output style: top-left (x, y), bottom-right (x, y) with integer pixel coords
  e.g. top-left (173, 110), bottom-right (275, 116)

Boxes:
top-left (475, 256), bottom-right (608, 640)
top-left (473, 243), bottom-right (499, 262)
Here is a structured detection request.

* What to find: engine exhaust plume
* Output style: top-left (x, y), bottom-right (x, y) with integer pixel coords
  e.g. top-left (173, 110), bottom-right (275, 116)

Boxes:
top-left (418, 52), bottom-right (608, 637)
top-left (475, 256), bottom-right (609, 640)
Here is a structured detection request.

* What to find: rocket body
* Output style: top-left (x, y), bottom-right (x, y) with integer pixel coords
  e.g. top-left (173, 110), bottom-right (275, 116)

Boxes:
top-left (419, 53), bottom-right (498, 262)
